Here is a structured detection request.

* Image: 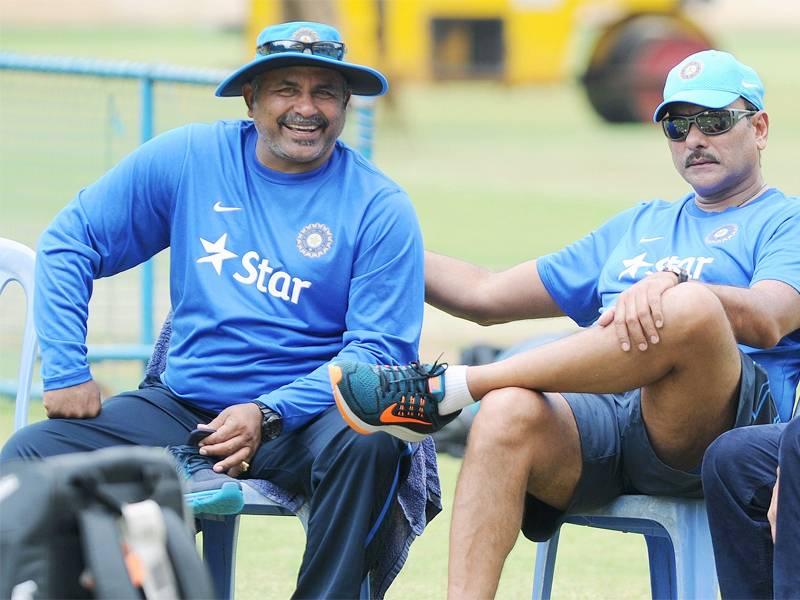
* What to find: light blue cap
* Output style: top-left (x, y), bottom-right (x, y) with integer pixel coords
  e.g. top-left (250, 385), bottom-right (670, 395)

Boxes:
top-left (652, 50), bottom-right (764, 122)
top-left (216, 21), bottom-right (388, 97)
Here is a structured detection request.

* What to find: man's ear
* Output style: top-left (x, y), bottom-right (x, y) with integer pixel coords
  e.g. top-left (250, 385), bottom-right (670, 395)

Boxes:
top-left (343, 90), bottom-right (352, 109)
top-left (242, 83), bottom-right (255, 118)
top-left (754, 111), bottom-right (769, 151)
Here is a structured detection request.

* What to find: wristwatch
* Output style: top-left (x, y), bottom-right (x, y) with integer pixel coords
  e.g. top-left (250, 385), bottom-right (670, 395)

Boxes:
top-left (660, 265), bottom-right (689, 284)
top-left (252, 402), bottom-right (283, 442)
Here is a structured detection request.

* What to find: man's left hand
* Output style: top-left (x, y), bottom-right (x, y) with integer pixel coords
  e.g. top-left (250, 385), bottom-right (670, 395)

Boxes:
top-left (597, 271), bottom-right (680, 352)
top-left (198, 402), bottom-right (263, 477)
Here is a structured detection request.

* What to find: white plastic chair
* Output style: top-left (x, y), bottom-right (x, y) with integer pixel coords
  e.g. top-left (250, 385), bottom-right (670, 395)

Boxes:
top-left (0, 238), bottom-right (37, 432)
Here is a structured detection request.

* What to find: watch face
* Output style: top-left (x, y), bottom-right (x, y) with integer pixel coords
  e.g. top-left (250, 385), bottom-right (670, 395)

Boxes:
top-left (260, 409), bottom-right (283, 441)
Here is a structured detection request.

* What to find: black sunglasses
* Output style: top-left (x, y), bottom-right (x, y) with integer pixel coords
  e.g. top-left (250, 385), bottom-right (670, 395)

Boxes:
top-left (256, 40), bottom-right (346, 61)
top-left (661, 108), bottom-right (758, 141)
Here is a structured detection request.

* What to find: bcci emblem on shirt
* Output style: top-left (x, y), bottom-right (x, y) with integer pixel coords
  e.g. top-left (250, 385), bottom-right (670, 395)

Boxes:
top-left (297, 223), bottom-right (334, 258)
top-left (705, 224), bottom-right (739, 244)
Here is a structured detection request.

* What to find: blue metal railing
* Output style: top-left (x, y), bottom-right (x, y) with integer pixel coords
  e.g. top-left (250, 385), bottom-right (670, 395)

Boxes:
top-left (1, 52), bottom-right (376, 398)
top-left (1, 53), bottom-right (228, 365)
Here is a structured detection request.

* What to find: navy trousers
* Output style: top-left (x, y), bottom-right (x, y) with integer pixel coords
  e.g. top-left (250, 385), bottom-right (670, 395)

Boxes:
top-left (702, 419), bottom-right (800, 599)
top-left (1, 378), bottom-right (407, 599)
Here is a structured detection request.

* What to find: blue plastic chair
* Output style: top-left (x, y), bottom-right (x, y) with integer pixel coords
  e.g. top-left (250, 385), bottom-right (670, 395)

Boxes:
top-left (531, 494), bottom-right (718, 599)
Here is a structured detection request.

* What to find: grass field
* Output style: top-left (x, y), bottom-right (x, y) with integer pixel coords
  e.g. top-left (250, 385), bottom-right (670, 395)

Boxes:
top-left (1, 20), bottom-right (799, 599)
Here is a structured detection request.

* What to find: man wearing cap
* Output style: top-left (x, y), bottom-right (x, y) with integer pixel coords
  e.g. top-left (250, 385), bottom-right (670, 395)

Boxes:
top-left (328, 50), bottom-right (800, 595)
top-left (1, 21), bottom-right (424, 597)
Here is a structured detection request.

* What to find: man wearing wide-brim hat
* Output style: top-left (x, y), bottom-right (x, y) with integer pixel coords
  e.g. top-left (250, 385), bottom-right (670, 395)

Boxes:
top-left (2, 21), bottom-right (427, 598)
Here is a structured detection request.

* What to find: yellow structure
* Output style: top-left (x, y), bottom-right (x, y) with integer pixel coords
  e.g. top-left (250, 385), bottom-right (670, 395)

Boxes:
top-left (250, 0), bottom-right (691, 84)
top-left (249, 0), bottom-right (712, 121)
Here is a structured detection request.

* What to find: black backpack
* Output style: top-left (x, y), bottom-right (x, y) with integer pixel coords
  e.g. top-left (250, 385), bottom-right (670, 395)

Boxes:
top-left (0, 446), bottom-right (214, 599)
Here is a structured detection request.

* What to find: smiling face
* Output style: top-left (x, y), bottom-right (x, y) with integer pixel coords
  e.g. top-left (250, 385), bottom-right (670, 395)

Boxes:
top-left (666, 99), bottom-right (769, 210)
top-left (243, 66), bottom-right (351, 173)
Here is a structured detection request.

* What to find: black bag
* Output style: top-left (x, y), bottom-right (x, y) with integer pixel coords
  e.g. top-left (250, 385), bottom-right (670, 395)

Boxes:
top-left (0, 446), bottom-right (214, 599)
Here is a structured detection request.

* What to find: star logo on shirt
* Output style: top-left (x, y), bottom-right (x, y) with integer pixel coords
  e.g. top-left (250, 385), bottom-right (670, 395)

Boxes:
top-left (197, 233), bottom-right (238, 275)
top-left (619, 252), bottom-right (653, 280)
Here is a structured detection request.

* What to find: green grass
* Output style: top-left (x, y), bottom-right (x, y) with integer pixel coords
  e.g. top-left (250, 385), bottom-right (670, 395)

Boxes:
top-left (2, 23), bottom-right (799, 598)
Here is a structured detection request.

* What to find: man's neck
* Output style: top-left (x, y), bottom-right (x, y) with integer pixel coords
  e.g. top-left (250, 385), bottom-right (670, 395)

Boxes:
top-left (693, 178), bottom-right (767, 212)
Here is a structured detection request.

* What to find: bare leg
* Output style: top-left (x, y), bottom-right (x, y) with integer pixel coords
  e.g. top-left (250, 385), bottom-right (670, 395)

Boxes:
top-left (448, 284), bottom-right (743, 598)
top-left (466, 283), bottom-right (741, 468)
top-left (448, 388), bottom-right (581, 600)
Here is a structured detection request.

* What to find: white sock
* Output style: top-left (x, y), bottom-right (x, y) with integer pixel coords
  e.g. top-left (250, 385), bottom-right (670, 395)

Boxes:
top-left (437, 365), bottom-right (475, 415)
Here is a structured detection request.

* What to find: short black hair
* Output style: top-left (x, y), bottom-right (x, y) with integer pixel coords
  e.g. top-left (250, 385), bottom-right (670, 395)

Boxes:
top-left (742, 99), bottom-right (760, 111)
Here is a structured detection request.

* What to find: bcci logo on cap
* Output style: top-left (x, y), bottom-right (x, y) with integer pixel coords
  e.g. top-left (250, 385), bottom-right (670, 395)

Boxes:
top-left (297, 223), bottom-right (333, 258)
top-left (291, 27), bottom-right (321, 44)
top-left (680, 60), bottom-right (703, 80)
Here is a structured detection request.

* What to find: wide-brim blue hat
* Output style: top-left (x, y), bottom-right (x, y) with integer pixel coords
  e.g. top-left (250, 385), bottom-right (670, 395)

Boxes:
top-left (216, 21), bottom-right (388, 97)
top-left (652, 50), bottom-right (764, 122)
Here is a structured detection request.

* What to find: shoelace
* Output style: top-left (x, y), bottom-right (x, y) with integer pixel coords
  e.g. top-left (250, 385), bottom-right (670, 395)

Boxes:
top-left (168, 444), bottom-right (213, 477)
top-left (376, 360), bottom-right (448, 399)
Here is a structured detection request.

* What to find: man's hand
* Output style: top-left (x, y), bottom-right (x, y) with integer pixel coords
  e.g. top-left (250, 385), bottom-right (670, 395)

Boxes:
top-left (43, 380), bottom-right (102, 418)
top-left (768, 467), bottom-right (780, 543)
top-left (597, 271), bottom-right (681, 352)
top-left (198, 402), bottom-right (263, 477)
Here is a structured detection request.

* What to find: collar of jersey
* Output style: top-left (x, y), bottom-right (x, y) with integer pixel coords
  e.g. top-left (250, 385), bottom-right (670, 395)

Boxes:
top-left (685, 187), bottom-right (775, 218)
top-left (246, 125), bottom-right (339, 184)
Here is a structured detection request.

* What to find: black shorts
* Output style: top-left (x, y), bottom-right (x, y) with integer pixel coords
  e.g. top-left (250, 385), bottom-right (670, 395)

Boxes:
top-left (520, 351), bottom-right (777, 542)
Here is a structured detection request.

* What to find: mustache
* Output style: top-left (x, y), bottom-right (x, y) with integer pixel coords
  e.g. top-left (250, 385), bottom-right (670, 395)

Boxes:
top-left (280, 113), bottom-right (328, 129)
top-left (685, 150), bottom-right (719, 168)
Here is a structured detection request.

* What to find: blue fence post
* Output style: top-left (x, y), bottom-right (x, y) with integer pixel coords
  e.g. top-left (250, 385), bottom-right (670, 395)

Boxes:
top-left (139, 77), bottom-right (155, 355)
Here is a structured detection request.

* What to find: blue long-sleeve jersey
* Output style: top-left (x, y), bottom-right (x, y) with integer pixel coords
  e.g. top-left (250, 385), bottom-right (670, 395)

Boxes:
top-left (35, 121), bottom-right (425, 431)
top-left (538, 188), bottom-right (800, 420)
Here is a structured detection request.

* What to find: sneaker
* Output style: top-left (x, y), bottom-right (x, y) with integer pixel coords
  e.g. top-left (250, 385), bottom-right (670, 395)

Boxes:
top-left (167, 445), bottom-right (245, 516)
top-left (328, 360), bottom-right (459, 442)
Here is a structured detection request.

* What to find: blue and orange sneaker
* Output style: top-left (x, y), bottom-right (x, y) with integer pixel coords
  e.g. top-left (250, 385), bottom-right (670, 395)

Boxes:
top-left (167, 445), bottom-right (245, 516)
top-left (328, 360), bottom-right (459, 442)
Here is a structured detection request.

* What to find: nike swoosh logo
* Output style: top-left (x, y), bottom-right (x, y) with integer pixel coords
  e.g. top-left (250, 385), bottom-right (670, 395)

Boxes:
top-left (213, 201), bottom-right (242, 213)
top-left (380, 404), bottom-right (430, 426)
top-left (639, 236), bottom-right (664, 243)
top-left (741, 81), bottom-right (760, 89)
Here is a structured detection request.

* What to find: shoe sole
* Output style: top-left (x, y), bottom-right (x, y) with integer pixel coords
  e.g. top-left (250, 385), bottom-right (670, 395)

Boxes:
top-left (185, 481), bottom-right (245, 515)
top-left (329, 365), bottom-right (427, 443)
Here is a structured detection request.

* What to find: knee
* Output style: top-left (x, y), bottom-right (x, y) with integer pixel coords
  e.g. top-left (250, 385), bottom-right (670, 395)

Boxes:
top-left (338, 429), bottom-right (405, 468)
top-left (0, 425), bottom-right (45, 462)
top-left (470, 387), bottom-right (551, 450)
top-left (702, 428), bottom-right (752, 492)
top-left (663, 283), bottom-right (728, 340)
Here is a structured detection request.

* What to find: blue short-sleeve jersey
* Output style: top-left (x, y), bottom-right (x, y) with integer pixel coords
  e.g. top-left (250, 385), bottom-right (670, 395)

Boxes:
top-left (538, 188), bottom-right (800, 420)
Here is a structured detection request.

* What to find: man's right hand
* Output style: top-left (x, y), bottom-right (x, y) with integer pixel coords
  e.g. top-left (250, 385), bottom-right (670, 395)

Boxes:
top-left (43, 380), bottom-right (102, 419)
top-left (597, 271), bottom-right (680, 352)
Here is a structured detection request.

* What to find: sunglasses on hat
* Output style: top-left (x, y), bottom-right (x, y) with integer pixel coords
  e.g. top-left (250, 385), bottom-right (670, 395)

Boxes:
top-left (256, 40), bottom-right (346, 61)
top-left (661, 108), bottom-right (758, 141)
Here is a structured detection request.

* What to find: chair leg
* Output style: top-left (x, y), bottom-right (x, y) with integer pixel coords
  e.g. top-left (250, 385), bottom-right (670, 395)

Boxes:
top-left (643, 534), bottom-right (676, 600)
top-left (644, 509), bottom-right (718, 600)
top-left (672, 506), bottom-right (718, 600)
top-left (531, 527), bottom-right (561, 600)
top-left (201, 514), bottom-right (241, 600)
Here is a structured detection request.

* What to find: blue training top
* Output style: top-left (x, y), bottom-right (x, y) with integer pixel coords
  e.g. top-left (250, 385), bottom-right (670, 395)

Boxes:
top-left (538, 188), bottom-right (800, 420)
top-left (35, 121), bottom-right (425, 431)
